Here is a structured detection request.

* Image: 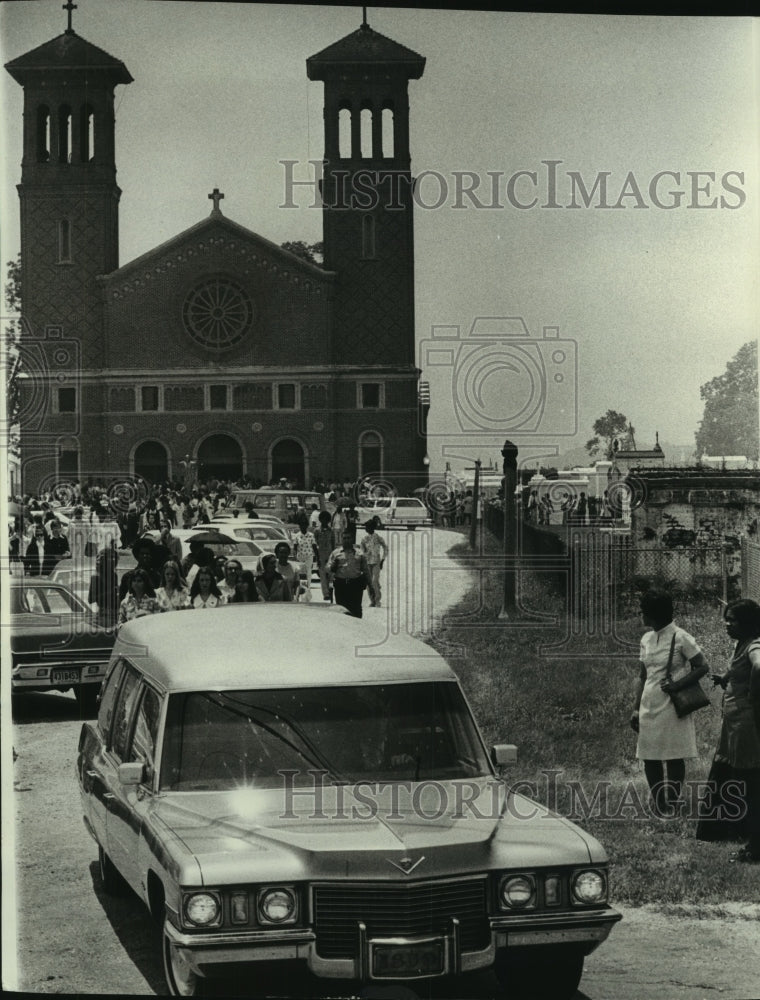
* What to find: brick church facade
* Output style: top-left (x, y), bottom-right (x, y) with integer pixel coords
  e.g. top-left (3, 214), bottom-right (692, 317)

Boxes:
top-left (6, 14), bottom-right (429, 492)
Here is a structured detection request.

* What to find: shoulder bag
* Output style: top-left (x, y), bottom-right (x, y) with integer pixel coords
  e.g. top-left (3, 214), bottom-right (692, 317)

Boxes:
top-left (665, 635), bottom-right (710, 718)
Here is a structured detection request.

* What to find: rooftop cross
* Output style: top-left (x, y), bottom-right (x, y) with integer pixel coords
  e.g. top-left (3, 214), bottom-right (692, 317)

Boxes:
top-left (208, 188), bottom-right (224, 214)
top-left (63, 0), bottom-right (78, 34)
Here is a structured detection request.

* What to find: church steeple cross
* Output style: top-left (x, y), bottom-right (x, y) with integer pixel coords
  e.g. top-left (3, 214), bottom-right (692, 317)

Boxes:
top-left (63, 1), bottom-right (78, 34)
top-left (208, 188), bottom-right (224, 214)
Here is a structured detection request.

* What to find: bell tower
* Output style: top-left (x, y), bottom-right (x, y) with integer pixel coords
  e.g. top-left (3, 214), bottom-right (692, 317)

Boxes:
top-left (5, 8), bottom-right (132, 365)
top-left (307, 15), bottom-right (425, 367)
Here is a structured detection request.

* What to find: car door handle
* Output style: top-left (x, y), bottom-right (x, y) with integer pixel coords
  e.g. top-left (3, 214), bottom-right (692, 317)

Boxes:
top-left (86, 770), bottom-right (99, 779)
top-left (103, 792), bottom-right (116, 800)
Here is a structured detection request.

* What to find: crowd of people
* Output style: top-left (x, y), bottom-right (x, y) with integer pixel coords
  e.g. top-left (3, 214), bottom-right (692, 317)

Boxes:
top-left (9, 475), bottom-right (390, 624)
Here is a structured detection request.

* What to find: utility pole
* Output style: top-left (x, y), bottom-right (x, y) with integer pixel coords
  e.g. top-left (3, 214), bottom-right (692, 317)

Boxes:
top-left (499, 440), bottom-right (518, 618)
top-left (468, 459), bottom-right (481, 550)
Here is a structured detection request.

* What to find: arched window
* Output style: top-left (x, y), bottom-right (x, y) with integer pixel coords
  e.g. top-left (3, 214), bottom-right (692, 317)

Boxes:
top-left (36, 105), bottom-right (50, 162)
top-left (197, 434), bottom-right (243, 482)
top-left (58, 105), bottom-right (72, 164)
top-left (133, 440), bottom-right (169, 487)
top-left (361, 215), bottom-right (376, 259)
top-left (80, 104), bottom-right (95, 162)
top-left (360, 107), bottom-right (373, 159)
top-left (382, 105), bottom-right (394, 158)
top-left (359, 431), bottom-right (383, 478)
top-left (270, 439), bottom-right (306, 488)
top-left (338, 105), bottom-right (352, 160)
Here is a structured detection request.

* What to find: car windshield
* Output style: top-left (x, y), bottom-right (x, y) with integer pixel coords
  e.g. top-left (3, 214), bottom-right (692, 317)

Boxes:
top-left (160, 681), bottom-right (491, 791)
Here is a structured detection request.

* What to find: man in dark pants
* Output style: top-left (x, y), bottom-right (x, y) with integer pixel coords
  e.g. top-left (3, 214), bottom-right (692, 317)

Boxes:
top-left (328, 530), bottom-right (368, 618)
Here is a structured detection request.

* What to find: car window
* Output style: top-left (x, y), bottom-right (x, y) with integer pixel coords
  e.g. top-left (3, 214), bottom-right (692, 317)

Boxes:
top-left (128, 685), bottom-right (162, 782)
top-left (397, 499), bottom-right (421, 508)
top-left (98, 658), bottom-right (126, 739)
top-left (251, 496), bottom-right (276, 509)
top-left (111, 665), bottom-right (141, 762)
top-left (41, 586), bottom-right (81, 613)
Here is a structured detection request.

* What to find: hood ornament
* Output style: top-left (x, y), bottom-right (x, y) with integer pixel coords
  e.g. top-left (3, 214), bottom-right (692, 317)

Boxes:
top-left (387, 855), bottom-right (425, 875)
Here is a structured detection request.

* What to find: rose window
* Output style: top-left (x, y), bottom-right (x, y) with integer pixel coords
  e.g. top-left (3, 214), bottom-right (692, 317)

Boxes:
top-left (182, 277), bottom-right (253, 352)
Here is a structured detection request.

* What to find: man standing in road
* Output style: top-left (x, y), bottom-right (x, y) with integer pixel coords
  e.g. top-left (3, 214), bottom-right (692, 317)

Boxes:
top-left (360, 518), bottom-right (387, 608)
top-left (329, 530), bottom-right (369, 618)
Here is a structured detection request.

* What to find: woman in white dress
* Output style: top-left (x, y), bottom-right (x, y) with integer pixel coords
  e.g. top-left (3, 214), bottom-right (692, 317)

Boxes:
top-left (631, 590), bottom-right (709, 816)
top-left (155, 559), bottom-right (189, 612)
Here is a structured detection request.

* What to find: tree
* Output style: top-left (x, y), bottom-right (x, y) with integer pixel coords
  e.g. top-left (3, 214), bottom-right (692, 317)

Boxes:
top-left (280, 240), bottom-right (324, 266)
top-left (585, 409), bottom-right (630, 460)
top-left (695, 341), bottom-right (759, 461)
top-left (4, 255), bottom-right (21, 458)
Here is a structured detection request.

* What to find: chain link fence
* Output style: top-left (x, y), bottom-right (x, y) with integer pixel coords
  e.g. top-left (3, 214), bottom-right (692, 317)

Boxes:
top-left (741, 536), bottom-right (760, 600)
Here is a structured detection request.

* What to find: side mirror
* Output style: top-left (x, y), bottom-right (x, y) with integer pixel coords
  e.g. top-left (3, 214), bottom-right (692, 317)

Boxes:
top-left (491, 744), bottom-right (518, 767)
top-left (118, 761), bottom-right (145, 786)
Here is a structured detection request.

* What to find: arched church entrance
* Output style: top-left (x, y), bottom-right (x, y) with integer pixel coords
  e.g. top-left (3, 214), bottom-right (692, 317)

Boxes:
top-left (133, 440), bottom-right (168, 487)
top-left (271, 439), bottom-right (305, 487)
top-left (197, 434), bottom-right (243, 482)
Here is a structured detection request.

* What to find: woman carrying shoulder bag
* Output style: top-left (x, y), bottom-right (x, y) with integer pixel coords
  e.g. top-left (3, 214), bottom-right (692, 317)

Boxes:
top-left (630, 590), bottom-right (709, 817)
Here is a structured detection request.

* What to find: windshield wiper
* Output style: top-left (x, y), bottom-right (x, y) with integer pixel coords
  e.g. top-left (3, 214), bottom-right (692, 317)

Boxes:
top-left (205, 693), bottom-right (347, 784)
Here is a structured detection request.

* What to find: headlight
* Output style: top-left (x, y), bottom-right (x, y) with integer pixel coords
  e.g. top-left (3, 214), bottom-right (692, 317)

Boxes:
top-left (571, 869), bottom-right (606, 905)
top-left (500, 874), bottom-right (536, 909)
top-left (257, 887), bottom-right (297, 925)
top-left (183, 891), bottom-right (222, 927)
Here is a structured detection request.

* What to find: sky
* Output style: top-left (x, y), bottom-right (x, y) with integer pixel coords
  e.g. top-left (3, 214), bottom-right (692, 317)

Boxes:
top-left (1, 1), bottom-right (758, 475)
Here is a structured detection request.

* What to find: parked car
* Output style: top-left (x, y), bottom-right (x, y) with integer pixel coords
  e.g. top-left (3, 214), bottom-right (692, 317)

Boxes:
top-left (77, 606), bottom-right (621, 997)
top-left (355, 495), bottom-right (432, 528)
top-left (205, 519), bottom-right (291, 555)
top-left (228, 489), bottom-right (333, 524)
top-left (11, 578), bottom-right (116, 714)
top-left (140, 529), bottom-right (265, 576)
top-left (208, 511), bottom-right (299, 540)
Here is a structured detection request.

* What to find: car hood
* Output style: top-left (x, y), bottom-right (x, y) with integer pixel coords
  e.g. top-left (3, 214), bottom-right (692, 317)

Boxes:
top-left (150, 779), bottom-right (603, 886)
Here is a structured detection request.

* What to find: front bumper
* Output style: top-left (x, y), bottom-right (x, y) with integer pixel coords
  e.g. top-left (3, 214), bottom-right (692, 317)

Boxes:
top-left (164, 907), bottom-right (621, 982)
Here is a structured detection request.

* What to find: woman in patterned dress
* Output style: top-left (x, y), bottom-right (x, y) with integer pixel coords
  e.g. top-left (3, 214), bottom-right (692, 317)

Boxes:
top-left (118, 569), bottom-right (160, 626)
top-left (705, 600), bottom-right (760, 862)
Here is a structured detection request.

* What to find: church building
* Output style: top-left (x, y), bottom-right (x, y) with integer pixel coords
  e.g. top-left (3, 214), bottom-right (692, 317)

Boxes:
top-left (6, 8), bottom-right (429, 492)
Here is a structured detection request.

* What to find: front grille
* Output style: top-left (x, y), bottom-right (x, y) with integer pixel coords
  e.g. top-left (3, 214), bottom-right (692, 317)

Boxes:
top-left (313, 879), bottom-right (489, 958)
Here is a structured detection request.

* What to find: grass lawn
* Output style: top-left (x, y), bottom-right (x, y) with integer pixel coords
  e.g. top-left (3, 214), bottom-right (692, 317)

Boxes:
top-left (427, 531), bottom-right (760, 908)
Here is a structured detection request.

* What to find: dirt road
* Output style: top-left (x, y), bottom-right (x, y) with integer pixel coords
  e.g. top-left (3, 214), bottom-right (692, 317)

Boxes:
top-left (5, 530), bottom-right (759, 997)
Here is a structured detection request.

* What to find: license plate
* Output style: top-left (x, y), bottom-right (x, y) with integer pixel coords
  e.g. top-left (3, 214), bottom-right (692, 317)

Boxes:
top-left (372, 940), bottom-right (445, 979)
top-left (51, 668), bottom-right (80, 685)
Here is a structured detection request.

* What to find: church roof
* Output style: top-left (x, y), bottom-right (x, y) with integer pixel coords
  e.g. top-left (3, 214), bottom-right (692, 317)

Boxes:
top-left (101, 211), bottom-right (332, 284)
top-left (5, 31), bottom-right (132, 84)
top-left (307, 23), bottom-right (425, 79)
